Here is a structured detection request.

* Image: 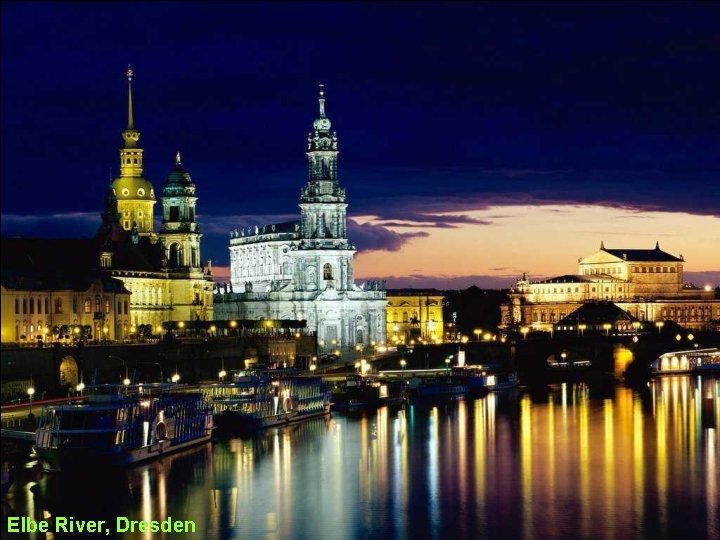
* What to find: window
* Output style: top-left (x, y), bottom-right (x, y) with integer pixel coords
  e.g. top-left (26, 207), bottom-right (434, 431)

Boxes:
top-left (124, 300), bottom-right (129, 314)
top-left (323, 263), bottom-right (333, 280)
top-left (54, 298), bottom-right (62, 314)
top-left (137, 188), bottom-right (145, 196)
top-left (29, 298), bottom-right (34, 314)
top-left (84, 298), bottom-right (92, 313)
top-left (22, 299), bottom-right (27, 314)
top-left (45, 298), bottom-right (50, 314)
top-left (95, 296), bottom-right (101, 313)
top-left (169, 206), bottom-right (179, 221)
top-left (72, 297), bottom-right (77, 314)
top-left (37, 298), bottom-right (42, 314)
top-left (105, 299), bottom-right (110, 313)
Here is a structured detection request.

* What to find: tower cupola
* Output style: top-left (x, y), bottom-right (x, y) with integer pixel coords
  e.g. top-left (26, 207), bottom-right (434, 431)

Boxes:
top-left (111, 66), bottom-right (156, 236)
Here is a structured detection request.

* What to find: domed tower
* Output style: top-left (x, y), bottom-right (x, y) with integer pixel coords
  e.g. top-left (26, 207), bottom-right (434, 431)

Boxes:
top-left (299, 84), bottom-right (351, 247)
top-left (112, 66), bottom-right (156, 237)
top-left (159, 152), bottom-right (201, 270)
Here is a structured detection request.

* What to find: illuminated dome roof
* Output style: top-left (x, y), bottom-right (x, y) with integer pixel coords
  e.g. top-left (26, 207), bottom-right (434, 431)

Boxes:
top-left (112, 176), bottom-right (155, 201)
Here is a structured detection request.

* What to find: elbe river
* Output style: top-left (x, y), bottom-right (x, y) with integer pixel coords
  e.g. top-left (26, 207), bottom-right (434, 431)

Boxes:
top-left (3, 376), bottom-right (718, 539)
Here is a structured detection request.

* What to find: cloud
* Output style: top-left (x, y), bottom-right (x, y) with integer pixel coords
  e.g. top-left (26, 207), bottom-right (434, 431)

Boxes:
top-left (357, 273), bottom-right (519, 290)
top-left (347, 220), bottom-right (429, 252)
top-left (1, 212), bottom-right (99, 237)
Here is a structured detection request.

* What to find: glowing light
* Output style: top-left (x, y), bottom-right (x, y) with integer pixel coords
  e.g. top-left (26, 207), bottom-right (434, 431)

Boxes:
top-left (171, 373), bottom-right (180, 383)
top-left (219, 369), bottom-right (227, 379)
top-left (76, 382), bottom-right (85, 392)
top-left (177, 321), bottom-right (185, 328)
top-left (230, 320), bottom-right (237, 328)
top-left (123, 378), bottom-right (131, 386)
top-left (27, 387), bottom-right (35, 396)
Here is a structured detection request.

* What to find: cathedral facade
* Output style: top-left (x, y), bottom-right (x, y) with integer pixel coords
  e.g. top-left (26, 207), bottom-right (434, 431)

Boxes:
top-left (500, 242), bottom-right (719, 331)
top-left (214, 86), bottom-right (387, 349)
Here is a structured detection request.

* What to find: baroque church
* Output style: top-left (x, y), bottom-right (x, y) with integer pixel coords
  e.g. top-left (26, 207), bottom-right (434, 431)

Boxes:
top-left (213, 86), bottom-right (387, 349)
top-left (0, 69), bottom-right (214, 343)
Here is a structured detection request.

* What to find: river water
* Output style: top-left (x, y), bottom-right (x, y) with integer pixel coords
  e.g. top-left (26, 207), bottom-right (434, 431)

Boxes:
top-left (3, 376), bottom-right (718, 539)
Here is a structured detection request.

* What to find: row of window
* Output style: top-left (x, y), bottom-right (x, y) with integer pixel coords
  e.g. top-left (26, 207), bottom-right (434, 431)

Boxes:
top-left (389, 311), bottom-right (439, 323)
top-left (632, 266), bottom-right (676, 273)
top-left (535, 286), bottom-right (624, 295)
top-left (583, 267), bottom-right (622, 275)
top-left (14, 297), bottom-right (59, 315)
top-left (14, 296), bottom-right (131, 316)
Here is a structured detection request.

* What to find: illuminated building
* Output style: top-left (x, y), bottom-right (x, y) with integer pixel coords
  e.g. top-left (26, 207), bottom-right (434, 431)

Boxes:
top-left (501, 242), bottom-right (719, 331)
top-left (386, 289), bottom-right (444, 344)
top-left (0, 69), bottom-right (214, 343)
top-left (215, 86), bottom-right (386, 348)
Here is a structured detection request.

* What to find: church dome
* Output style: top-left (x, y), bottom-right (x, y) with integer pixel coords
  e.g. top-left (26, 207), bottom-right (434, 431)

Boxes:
top-left (112, 176), bottom-right (156, 201)
top-left (162, 153), bottom-right (196, 196)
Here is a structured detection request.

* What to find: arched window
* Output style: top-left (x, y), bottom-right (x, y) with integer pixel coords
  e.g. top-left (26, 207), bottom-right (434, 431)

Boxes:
top-left (323, 263), bottom-right (333, 280)
top-left (84, 298), bottom-right (92, 313)
top-left (95, 296), bottom-right (101, 313)
top-left (169, 243), bottom-right (180, 268)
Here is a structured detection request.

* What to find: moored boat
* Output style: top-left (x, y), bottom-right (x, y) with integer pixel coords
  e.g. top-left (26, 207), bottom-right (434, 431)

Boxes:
top-left (330, 376), bottom-right (406, 409)
top-left (408, 376), bottom-right (469, 397)
top-left (650, 348), bottom-right (719, 375)
top-left (453, 364), bottom-right (520, 391)
top-left (205, 370), bottom-right (331, 432)
top-left (33, 385), bottom-right (213, 472)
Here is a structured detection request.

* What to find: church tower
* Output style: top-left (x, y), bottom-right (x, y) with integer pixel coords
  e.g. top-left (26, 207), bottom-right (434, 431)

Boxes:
top-left (159, 152), bottom-right (202, 270)
top-left (112, 66), bottom-right (156, 237)
top-left (299, 84), bottom-right (351, 247)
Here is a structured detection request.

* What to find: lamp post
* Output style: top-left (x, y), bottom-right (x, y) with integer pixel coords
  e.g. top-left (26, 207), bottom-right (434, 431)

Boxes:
top-left (445, 357), bottom-right (451, 373)
top-left (520, 326), bottom-right (529, 340)
top-left (219, 357), bottom-right (227, 381)
top-left (474, 329), bottom-right (482, 341)
top-left (602, 323), bottom-right (612, 336)
top-left (655, 321), bottom-right (664, 334)
top-left (27, 386), bottom-right (35, 414)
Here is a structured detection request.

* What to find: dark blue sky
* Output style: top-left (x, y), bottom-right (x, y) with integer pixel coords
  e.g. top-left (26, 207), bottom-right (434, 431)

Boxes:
top-left (2, 2), bottom-right (719, 281)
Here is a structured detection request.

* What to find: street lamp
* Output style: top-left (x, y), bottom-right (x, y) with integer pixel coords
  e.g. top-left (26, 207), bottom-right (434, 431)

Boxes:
top-left (675, 334), bottom-right (682, 342)
top-left (520, 326), bottom-right (529, 340)
top-left (309, 364), bottom-right (317, 372)
top-left (655, 321), bottom-right (664, 334)
top-left (687, 333), bottom-right (694, 341)
top-left (171, 373), bottom-right (180, 383)
top-left (445, 357), bottom-right (451, 373)
top-left (602, 323), bottom-right (612, 336)
top-left (474, 329), bottom-right (482, 341)
top-left (27, 386), bottom-right (35, 413)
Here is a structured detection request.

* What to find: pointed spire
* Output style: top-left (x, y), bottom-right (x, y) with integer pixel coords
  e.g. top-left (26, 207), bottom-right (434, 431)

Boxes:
top-left (176, 151), bottom-right (182, 165)
top-left (318, 83), bottom-right (326, 118)
top-left (126, 65), bottom-right (134, 130)
top-left (655, 241), bottom-right (660, 250)
top-left (600, 240), bottom-right (605, 250)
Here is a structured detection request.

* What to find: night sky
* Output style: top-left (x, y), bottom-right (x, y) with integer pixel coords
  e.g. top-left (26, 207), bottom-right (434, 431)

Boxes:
top-left (2, 2), bottom-right (719, 287)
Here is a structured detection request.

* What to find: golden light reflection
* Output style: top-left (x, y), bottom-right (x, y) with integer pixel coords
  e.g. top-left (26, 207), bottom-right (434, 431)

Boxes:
top-left (578, 391), bottom-right (589, 539)
top-left (633, 397), bottom-right (645, 534)
top-left (473, 398), bottom-right (487, 527)
top-left (520, 395), bottom-right (533, 540)
top-left (603, 399), bottom-right (614, 540)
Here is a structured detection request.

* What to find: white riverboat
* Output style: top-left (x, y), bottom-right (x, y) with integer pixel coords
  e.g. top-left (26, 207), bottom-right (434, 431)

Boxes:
top-left (34, 384), bottom-right (213, 472)
top-left (650, 348), bottom-right (720, 375)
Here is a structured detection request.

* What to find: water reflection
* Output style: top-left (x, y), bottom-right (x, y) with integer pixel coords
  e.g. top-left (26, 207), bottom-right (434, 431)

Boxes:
top-left (3, 377), bottom-right (718, 539)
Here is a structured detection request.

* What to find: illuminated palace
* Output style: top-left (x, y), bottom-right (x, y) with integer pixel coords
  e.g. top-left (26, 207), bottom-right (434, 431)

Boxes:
top-left (0, 69), bottom-right (214, 343)
top-left (214, 86), bottom-right (387, 349)
top-left (501, 242), bottom-right (719, 332)
top-left (386, 289), bottom-right (444, 345)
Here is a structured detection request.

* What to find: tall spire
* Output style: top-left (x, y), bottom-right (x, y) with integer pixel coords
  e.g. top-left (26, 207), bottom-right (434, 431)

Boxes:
top-left (126, 65), bottom-right (134, 130)
top-left (121, 65), bottom-right (140, 149)
top-left (318, 83), bottom-right (326, 118)
top-left (176, 151), bottom-right (182, 165)
top-left (600, 240), bottom-right (605, 250)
